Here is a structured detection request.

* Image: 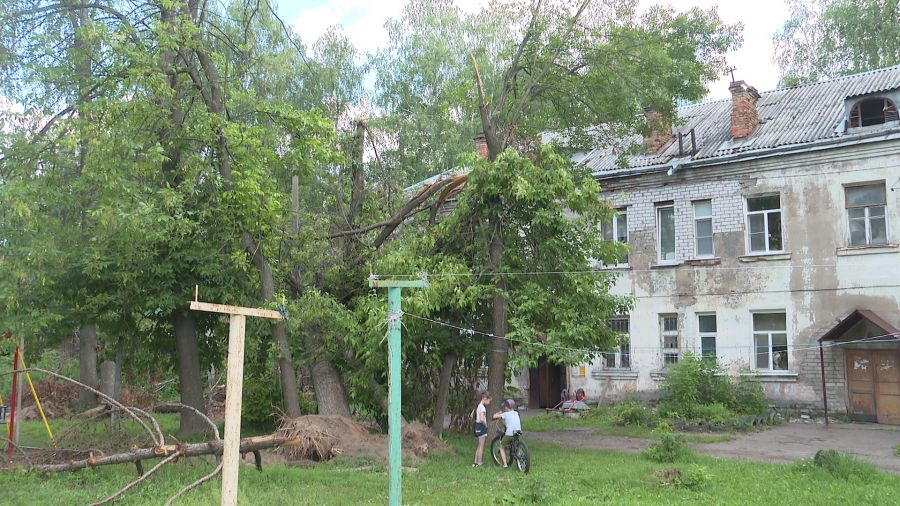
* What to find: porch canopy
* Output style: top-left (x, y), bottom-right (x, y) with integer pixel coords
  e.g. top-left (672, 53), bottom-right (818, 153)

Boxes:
top-left (818, 309), bottom-right (900, 425)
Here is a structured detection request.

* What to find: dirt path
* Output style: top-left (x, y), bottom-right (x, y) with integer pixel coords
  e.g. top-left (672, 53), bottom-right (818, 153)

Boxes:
top-left (529, 422), bottom-right (900, 475)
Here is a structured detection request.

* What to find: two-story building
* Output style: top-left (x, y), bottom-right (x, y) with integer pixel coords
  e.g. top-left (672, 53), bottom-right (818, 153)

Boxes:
top-left (558, 66), bottom-right (900, 424)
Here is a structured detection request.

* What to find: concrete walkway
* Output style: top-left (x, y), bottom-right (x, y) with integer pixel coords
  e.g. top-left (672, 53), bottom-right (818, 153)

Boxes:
top-left (529, 421), bottom-right (900, 475)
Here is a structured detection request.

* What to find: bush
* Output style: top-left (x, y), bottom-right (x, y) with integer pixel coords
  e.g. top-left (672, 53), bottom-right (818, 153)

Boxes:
top-left (678, 464), bottom-right (712, 490)
top-left (661, 354), bottom-right (768, 419)
top-left (612, 399), bottom-right (656, 426)
top-left (691, 403), bottom-right (735, 424)
top-left (731, 377), bottom-right (767, 414)
top-left (811, 450), bottom-right (878, 482)
top-left (643, 422), bottom-right (691, 463)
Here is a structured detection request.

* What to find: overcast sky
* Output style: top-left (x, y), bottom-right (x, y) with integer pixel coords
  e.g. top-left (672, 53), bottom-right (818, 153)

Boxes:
top-left (281, 0), bottom-right (793, 100)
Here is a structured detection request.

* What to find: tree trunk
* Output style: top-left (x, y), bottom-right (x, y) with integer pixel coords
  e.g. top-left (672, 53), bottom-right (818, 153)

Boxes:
top-left (486, 222), bottom-right (508, 411)
top-left (78, 324), bottom-right (99, 409)
top-left (432, 353), bottom-right (456, 435)
top-left (174, 312), bottom-right (207, 437)
top-left (305, 327), bottom-right (350, 417)
top-left (239, 231), bottom-right (303, 418)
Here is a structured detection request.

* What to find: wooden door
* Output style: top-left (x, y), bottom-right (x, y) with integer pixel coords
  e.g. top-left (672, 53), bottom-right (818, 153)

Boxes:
top-left (846, 350), bottom-right (877, 422)
top-left (874, 350), bottom-right (900, 425)
top-left (528, 358), bottom-right (562, 409)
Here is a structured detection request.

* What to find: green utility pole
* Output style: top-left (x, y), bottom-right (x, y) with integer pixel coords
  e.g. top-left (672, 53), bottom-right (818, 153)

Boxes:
top-left (369, 278), bottom-right (424, 506)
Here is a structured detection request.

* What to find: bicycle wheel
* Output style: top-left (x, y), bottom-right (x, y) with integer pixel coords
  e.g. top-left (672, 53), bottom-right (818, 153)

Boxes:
top-left (514, 440), bottom-right (530, 473)
top-left (489, 434), bottom-right (504, 466)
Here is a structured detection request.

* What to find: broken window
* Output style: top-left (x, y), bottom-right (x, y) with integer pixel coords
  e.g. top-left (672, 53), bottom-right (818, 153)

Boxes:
top-left (656, 204), bottom-right (676, 262)
top-left (848, 97), bottom-right (899, 127)
top-left (846, 183), bottom-right (887, 246)
top-left (698, 313), bottom-right (717, 360)
top-left (753, 312), bottom-right (788, 371)
top-left (746, 195), bottom-right (783, 253)
top-left (660, 314), bottom-right (679, 366)
top-left (604, 317), bottom-right (631, 369)
top-left (693, 200), bottom-right (714, 257)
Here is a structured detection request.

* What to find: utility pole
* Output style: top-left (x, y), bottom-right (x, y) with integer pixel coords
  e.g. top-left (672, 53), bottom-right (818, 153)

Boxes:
top-left (368, 277), bottom-right (424, 506)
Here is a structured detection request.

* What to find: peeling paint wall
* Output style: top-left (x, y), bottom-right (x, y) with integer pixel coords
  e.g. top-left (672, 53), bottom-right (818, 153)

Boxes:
top-left (568, 140), bottom-right (900, 410)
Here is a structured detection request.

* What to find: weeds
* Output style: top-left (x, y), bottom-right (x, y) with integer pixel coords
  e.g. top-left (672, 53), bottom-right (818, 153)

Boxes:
top-left (808, 450), bottom-right (879, 482)
top-left (643, 422), bottom-right (692, 463)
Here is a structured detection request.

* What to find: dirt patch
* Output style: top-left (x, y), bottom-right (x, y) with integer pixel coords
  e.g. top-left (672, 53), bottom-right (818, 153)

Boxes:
top-left (274, 416), bottom-right (450, 464)
top-left (530, 422), bottom-right (900, 475)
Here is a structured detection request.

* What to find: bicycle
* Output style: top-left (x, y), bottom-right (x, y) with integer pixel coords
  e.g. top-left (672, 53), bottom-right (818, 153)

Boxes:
top-left (489, 420), bottom-right (530, 473)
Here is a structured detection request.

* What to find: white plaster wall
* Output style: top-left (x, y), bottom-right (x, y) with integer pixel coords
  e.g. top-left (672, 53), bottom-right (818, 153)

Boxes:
top-left (568, 139), bottom-right (900, 409)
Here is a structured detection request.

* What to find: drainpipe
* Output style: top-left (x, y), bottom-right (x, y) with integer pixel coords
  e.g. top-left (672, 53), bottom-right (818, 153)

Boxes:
top-left (819, 342), bottom-right (829, 427)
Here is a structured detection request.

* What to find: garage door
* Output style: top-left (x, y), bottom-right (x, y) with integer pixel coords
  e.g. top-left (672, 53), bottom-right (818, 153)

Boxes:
top-left (846, 349), bottom-right (900, 425)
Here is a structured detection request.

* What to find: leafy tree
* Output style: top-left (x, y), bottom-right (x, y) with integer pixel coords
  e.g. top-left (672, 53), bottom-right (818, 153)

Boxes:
top-left (775, 0), bottom-right (900, 85)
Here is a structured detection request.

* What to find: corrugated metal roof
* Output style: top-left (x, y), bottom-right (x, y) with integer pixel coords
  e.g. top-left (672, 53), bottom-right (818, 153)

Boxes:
top-left (585, 65), bottom-right (900, 176)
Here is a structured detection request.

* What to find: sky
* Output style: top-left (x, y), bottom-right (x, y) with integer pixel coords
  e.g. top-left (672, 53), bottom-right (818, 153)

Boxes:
top-left (281, 0), bottom-right (793, 100)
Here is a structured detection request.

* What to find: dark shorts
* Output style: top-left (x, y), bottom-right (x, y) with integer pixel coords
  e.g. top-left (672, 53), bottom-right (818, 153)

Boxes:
top-left (474, 422), bottom-right (488, 438)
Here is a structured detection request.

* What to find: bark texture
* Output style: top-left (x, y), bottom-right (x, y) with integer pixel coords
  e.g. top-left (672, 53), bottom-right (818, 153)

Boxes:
top-left (78, 324), bottom-right (99, 409)
top-left (174, 312), bottom-right (207, 436)
top-left (431, 353), bottom-right (456, 434)
top-left (304, 327), bottom-right (350, 416)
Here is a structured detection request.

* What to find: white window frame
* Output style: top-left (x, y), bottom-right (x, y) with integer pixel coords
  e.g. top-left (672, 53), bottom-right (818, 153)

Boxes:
top-left (745, 194), bottom-right (784, 254)
top-left (660, 314), bottom-right (679, 367)
top-left (845, 183), bottom-right (888, 247)
top-left (693, 200), bottom-right (714, 258)
top-left (604, 317), bottom-right (631, 370)
top-left (656, 204), bottom-right (676, 263)
top-left (697, 313), bottom-right (717, 360)
top-left (752, 311), bottom-right (789, 372)
top-left (601, 208), bottom-right (629, 266)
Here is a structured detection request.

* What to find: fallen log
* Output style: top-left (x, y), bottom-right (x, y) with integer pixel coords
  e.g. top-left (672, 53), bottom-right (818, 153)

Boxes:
top-left (34, 434), bottom-right (295, 473)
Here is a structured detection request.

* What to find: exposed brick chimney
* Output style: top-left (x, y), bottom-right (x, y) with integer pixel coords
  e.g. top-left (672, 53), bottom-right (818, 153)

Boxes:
top-left (729, 80), bottom-right (760, 139)
top-left (473, 132), bottom-right (489, 159)
top-left (643, 107), bottom-right (671, 153)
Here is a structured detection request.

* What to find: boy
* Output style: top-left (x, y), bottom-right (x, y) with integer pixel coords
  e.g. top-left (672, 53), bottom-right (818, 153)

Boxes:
top-left (492, 399), bottom-right (522, 468)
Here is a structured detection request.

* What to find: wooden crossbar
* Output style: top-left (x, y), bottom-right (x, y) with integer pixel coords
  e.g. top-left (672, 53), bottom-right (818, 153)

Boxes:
top-left (189, 301), bottom-right (283, 320)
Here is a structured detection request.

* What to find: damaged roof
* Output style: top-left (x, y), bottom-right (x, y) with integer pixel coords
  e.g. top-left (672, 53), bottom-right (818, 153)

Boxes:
top-left (583, 65), bottom-right (900, 177)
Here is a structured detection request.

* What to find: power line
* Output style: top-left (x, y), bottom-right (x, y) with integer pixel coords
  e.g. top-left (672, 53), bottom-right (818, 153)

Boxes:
top-left (403, 312), bottom-right (900, 358)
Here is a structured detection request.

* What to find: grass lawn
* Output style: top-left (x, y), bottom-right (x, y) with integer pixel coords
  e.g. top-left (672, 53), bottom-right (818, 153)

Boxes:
top-left (523, 406), bottom-right (737, 443)
top-left (2, 418), bottom-right (898, 505)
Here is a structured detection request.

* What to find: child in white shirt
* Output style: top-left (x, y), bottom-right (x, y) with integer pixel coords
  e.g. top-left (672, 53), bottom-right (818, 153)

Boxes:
top-left (492, 399), bottom-right (522, 467)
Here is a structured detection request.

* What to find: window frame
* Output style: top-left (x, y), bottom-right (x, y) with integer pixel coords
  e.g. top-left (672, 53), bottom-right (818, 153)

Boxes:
top-left (697, 313), bottom-right (717, 361)
top-left (849, 97), bottom-right (899, 128)
top-left (752, 311), bottom-right (789, 372)
top-left (604, 316), bottom-right (631, 370)
top-left (745, 194), bottom-right (784, 254)
top-left (660, 314), bottom-right (679, 367)
top-left (844, 183), bottom-right (888, 247)
top-left (693, 199), bottom-right (714, 258)
top-left (656, 203), bottom-right (676, 263)
top-left (601, 208), bottom-right (630, 266)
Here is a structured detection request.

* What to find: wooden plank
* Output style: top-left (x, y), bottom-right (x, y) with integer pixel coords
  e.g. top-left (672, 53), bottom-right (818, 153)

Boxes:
top-left (221, 314), bottom-right (246, 506)
top-left (369, 279), bottom-right (426, 289)
top-left (189, 301), bottom-right (282, 320)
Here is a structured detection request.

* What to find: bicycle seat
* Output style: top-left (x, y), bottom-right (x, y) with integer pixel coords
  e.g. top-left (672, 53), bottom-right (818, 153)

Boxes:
top-left (512, 430), bottom-right (522, 437)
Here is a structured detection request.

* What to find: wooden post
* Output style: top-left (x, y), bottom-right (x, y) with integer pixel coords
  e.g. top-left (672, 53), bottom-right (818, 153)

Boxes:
top-left (189, 298), bottom-right (282, 506)
top-left (369, 278), bottom-right (424, 506)
top-left (819, 342), bottom-right (829, 427)
top-left (13, 337), bottom-right (23, 447)
top-left (6, 344), bottom-right (19, 460)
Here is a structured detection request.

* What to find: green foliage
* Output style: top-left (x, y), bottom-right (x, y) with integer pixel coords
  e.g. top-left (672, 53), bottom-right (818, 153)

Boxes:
top-left (661, 354), bottom-right (767, 420)
top-left (894, 444), bottom-right (900, 457)
top-left (501, 477), bottom-right (549, 504)
top-left (678, 464), bottom-right (713, 490)
top-left (808, 450), bottom-right (880, 482)
top-left (774, 0), bottom-right (900, 84)
top-left (643, 422), bottom-right (692, 463)
top-left (612, 399), bottom-right (657, 427)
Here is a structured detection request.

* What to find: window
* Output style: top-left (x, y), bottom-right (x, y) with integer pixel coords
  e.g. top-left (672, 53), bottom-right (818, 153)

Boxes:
top-left (660, 314), bottom-right (679, 366)
top-left (693, 200), bottom-right (713, 257)
top-left (846, 184), bottom-right (887, 246)
top-left (601, 209), bottom-right (629, 265)
top-left (849, 98), bottom-right (899, 128)
top-left (656, 204), bottom-right (676, 262)
top-left (753, 313), bottom-right (788, 371)
top-left (746, 195), bottom-right (783, 253)
top-left (698, 314), bottom-right (717, 360)
top-left (604, 317), bottom-right (631, 369)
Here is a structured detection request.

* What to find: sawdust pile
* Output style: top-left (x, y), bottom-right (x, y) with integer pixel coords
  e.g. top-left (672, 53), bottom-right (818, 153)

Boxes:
top-left (275, 416), bottom-right (450, 463)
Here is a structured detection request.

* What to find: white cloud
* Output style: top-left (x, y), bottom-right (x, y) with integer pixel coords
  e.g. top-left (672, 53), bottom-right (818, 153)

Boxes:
top-left (289, 0), bottom-right (792, 99)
